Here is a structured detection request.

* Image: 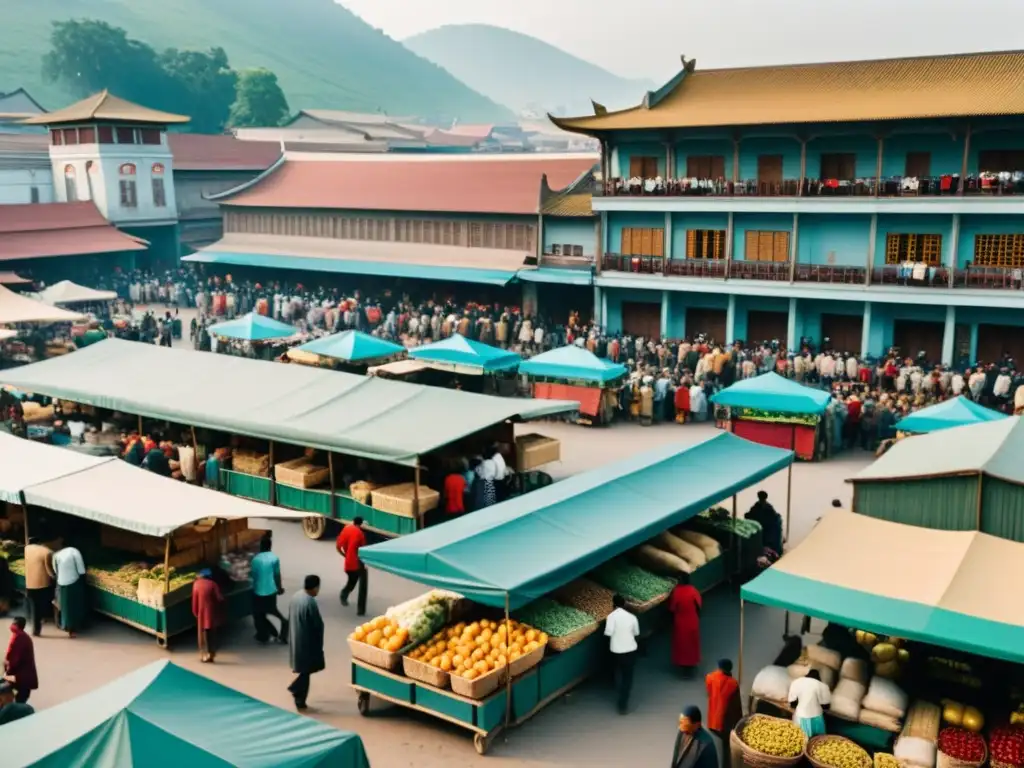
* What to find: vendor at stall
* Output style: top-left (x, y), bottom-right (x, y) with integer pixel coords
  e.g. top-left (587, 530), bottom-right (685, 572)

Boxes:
top-left (52, 544), bottom-right (87, 638)
top-left (669, 573), bottom-right (702, 677)
top-left (787, 668), bottom-right (831, 738)
top-left (746, 491), bottom-right (783, 555)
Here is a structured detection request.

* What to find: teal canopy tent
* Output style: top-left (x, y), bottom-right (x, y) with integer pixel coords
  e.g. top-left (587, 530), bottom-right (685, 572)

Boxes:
top-left (295, 330), bottom-right (405, 363)
top-left (710, 372), bottom-right (831, 415)
top-left (3, 660), bottom-right (370, 767)
top-left (360, 432), bottom-right (793, 609)
top-left (518, 345), bottom-right (627, 384)
top-left (207, 312), bottom-right (298, 342)
top-left (409, 334), bottom-right (521, 374)
top-left (896, 395), bottom-right (1008, 434)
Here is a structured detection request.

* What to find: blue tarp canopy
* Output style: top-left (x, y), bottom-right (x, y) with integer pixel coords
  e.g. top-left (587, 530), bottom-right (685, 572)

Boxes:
top-left (296, 330), bottom-right (405, 363)
top-left (207, 312), bottom-right (298, 342)
top-left (896, 395), bottom-right (1008, 434)
top-left (183, 251), bottom-right (519, 286)
top-left (517, 267), bottom-right (593, 286)
top-left (361, 433), bottom-right (793, 609)
top-left (710, 372), bottom-right (831, 415)
top-left (4, 660), bottom-right (369, 767)
top-left (409, 334), bottom-right (521, 373)
top-left (742, 512), bottom-right (1024, 664)
top-left (518, 345), bottom-right (627, 384)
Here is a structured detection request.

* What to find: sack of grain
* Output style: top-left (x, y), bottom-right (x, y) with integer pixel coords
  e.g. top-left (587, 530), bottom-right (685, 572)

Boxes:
top-left (831, 693), bottom-right (863, 720)
top-left (832, 678), bottom-right (867, 718)
top-left (676, 529), bottom-right (722, 560)
top-left (860, 708), bottom-right (903, 732)
top-left (551, 578), bottom-right (615, 621)
top-left (841, 657), bottom-right (871, 686)
top-left (806, 643), bottom-right (842, 671)
top-left (863, 677), bottom-right (909, 719)
top-left (654, 531), bottom-right (707, 568)
top-left (811, 662), bottom-right (836, 690)
top-left (631, 544), bottom-right (692, 576)
top-left (752, 665), bottom-right (791, 702)
top-left (895, 737), bottom-right (937, 768)
top-left (901, 701), bottom-right (941, 743)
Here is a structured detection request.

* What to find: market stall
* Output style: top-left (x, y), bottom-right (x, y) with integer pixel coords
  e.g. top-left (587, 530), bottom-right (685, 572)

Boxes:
top-left (519, 346), bottom-right (627, 426)
top-left (208, 311), bottom-right (301, 359)
top-left (0, 432), bottom-right (313, 645)
top-left (740, 511), bottom-right (1024, 763)
top-left (289, 329), bottom-right (405, 371)
top-left (896, 396), bottom-right (1008, 435)
top-left (38, 280), bottom-right (118, 306)
top-left (849, 417), bottom-right (1024, 540)
top-left (3, 660), bottom-right (370, 767)
top-left (409, 335), bottom-right (521, 395)
top-left (351, 433), bottom-right (793, 754)
top-left (1, 339), bottom-right (579, 540)
top-left (710, 373), bottom-right (831, 462)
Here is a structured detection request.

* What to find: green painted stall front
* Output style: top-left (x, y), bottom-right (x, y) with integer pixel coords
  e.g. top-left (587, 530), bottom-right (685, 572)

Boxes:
top-left (271, 482), bottom-right (417, 537)
top-left (91, 581), bottom-right (253, 639)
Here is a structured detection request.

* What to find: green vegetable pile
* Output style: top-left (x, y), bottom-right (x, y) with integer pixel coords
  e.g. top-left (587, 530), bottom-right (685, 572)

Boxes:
top-left (697, 508), bottom-right (762, 539)
top-left (589, 560), bottom-right (674, 602)
top-left (736, 408), bottom-right (819, 427)
top-left (408, 603), bottom-right (447, 645)
top-left (8, 559), bottom-right (25, 576)
top-left (86, 562), bottom-right (199, 597)
top-left (514, 598), bottom-right (595, 637)
top-left (0, 539), bottom-right (24, 561)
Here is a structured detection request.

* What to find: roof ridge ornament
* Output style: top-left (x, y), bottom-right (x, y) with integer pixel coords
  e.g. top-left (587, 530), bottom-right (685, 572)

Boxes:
top-left (591, 100), bottom-right (607, 116)
top-left (645, 55), bottom-right (696, 110)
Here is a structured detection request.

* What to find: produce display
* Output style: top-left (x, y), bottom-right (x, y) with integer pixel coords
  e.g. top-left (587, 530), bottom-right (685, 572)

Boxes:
top-left (736, 407), bottom-right (819, 427)
top-left (741, 715), bottom-right (806, 757)
top-left (589, 559), bottom-right (674, 603)
top-left (8, 559), bottom-right (25, 577)
top-left (937, 727), bottom-right (985, 764)
top-left (514, 598), bottom-right (594, 638)
top-left (902, 700), bottom-right (942, 742)
top-left (0, 539), bottom-right (24, 561)
top-left (874, 753), bottom-right (901, 768)
top-left (1012, 704), bottom-right (1024, 727)
top-left (989, 725), bottom-right (1024, 767)
top-left (855, 631), bottom-right (911, 679)
top-left (941, 700), bottom-right (984, 732)
top-left (552, 578), bottom-right (614, 620)
top-left (407, 619), bottom-right (547, 681)
top-left (928, 656), bottom-right (982, 690)
top-left (810, 737), bottom-right (870, 768)
top-left (696, 508), bottom-right (762, 539)
top-left (385, 590), bottom-right (458, 646)
top-left (351, 616), bottom-right (412, 653)
top-left (87, 562), bottom-right (199, 598)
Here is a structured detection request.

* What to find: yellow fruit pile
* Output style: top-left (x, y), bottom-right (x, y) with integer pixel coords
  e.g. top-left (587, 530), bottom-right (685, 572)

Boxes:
top-left (407, 618), bottom-right (548, 681)
top-left (742, 716), bottom-right (805, 758)
top-left (350, 616), bottom-right (410, 653)
top-left (811, 738), bottom-right (870, 768)
top-left (875, 753), bottom-right (901, 768)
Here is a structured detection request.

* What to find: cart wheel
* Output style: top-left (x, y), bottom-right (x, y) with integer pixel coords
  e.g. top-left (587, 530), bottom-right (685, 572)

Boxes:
top-left (157, 636), bottom-right (168, 650)
top-left (474, 733), bottom-right (490, 756)
top-left (302, 516), bottom-right (327, 540)
top-left (357, 692), bottom-right (370, 716)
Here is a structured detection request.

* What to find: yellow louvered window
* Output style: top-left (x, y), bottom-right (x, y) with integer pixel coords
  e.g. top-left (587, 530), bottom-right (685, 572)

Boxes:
top-left (685, 229), bottom-right (725, 259)
top-left (885, 234), bottom-right (942, 265)
top-left (974, 234), bottom-right (1024, 267)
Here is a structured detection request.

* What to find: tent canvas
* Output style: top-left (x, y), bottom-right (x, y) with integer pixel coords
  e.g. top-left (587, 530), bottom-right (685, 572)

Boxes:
top-left (742, 511), bottom-right (1024, 664)
top-left (0, 339), bottom-right (578, 466)
top-left (518, 345), bottom-right (626, 384)
top-left (39, 280), bottom-right (118, 305)
top-left (0, 284), bottom-right (83, 324)
top-left (2, 660), bottom-right (369, 768)
top-left (0, 431), bottom-right (109, 504)
top-left (360, 432), bottom-right (793, 609)
top-left (896, 395), bottom-right (1008, 434)
top-left (851, 416), bottom-right (1024, 485)
top-left (207, 312), bottom-right (299, 342)
top-left (295, 330), bottom-right (405, 362)
top-left (710, 372), bottom-right (831, 416)
top-left (409, 334), bottom-right (521, 374)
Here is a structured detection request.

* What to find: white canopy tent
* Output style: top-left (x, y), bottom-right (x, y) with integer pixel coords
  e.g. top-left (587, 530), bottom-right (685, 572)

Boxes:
top-left (39, 280), bottom-right (118, 305)
top-left (0, 285), bottom-right (83, 324)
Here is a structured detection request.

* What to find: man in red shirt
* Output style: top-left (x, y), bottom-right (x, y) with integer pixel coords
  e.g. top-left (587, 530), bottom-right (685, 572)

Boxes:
top-left (705, 659), bottom-right (742, 768)
top-left (336, 517), bottom-right (368, 616)
top-left (443, 469), bottom-right (466, 518)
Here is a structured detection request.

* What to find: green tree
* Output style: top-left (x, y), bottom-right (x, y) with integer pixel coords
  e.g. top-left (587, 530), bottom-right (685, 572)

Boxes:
top-left (229, 68), bottom-right (290, 127)
top-left (159, 47), bottom-right (237, 133)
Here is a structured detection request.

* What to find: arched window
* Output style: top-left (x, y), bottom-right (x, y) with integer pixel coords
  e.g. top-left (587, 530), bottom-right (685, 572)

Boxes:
top-left (151, 163), bottom-right (167, 207)
top-left (63, 164), bottom-right (77, 202)
top-left (119, 163), bottom-right (137, 208)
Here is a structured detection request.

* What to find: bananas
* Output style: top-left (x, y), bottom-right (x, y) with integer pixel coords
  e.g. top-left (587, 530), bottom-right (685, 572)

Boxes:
top-left (742, 716), bottom-right (806, 758)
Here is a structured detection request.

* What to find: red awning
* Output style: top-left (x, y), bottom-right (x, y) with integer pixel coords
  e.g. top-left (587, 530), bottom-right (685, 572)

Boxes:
top-left (0, 228), bottom-right (147, 261)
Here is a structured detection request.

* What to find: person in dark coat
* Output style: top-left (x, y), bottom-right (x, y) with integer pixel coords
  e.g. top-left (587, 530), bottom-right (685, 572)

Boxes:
top-left (671, 705), bottom-right (719, 768)
top-left (288, 574), bottom-right (325, 711)
top-left (3, 618), bottom-right (37, 704)
top-left (746, 490), bottom-right (783, 555)
top-left (191, 570), bottom-right (224, 663)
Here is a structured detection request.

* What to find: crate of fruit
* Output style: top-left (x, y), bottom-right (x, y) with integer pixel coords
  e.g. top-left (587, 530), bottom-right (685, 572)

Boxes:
top-left (371, 483), bottom-right (439, 518)
top-left (348, 616), bottom-right (411, 672)
top-left (514, 598), bottom-right (597, 653)
top-left (232, 449), bottom-right (270, 477)
top-left (275, 457), bottom-right (330, 488)
top-left (588, 559), bottom-right (675, 613)
top-left (515, 433), bottom-right (560, 471)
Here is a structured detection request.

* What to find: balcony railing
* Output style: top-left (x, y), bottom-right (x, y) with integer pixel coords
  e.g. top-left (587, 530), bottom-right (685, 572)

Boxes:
top-left (953, 265), bottom-right (1024, 290)
top-left (871, 265), bottom-right (950, 286)
top-left (793, 264), bottom-right (868, 284)
top-left (597, 173), bottom-right (1024, 199)
top-left (540, 252), bottom-right (594, 270)
top-left (728, 261), bottom-right (790, 281)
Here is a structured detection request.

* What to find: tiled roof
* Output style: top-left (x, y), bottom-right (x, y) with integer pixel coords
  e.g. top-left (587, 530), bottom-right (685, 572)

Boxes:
top-left (0, 133), bottom-right (49, 155)
top-left (0, 202), bottom-right (147, 260)
top-left (168, 134), bottom-right (281, 171)
top-left (219, 155), bottom-right (597, 215)
top-left (446, 124), bottom-right (497, 139)
top-left (552, 50), bottom-right (1024, 131)
top-left (22, 90), bottom-right (189, 126)
top-left (541, 193), bottom-right (593, 217)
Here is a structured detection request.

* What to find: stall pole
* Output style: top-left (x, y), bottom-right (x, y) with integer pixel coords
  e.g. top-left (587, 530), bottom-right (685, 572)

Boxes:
top-left (328, 452), bottom-right (337, 521)
top-left (137, 414), bottom-right (144, 437)
top-left (975, 473), bottom-right (984, 530)
top-left (738, 598), bottom-right (745, 692)
top-left (269, 441), bottom-right (276, 506)
top-left (413, 464), bottom-right (421, 530)
top-left (785, 427), bottom-right (795, 543)
top-left (162, 535), bottom-right (171, 594)
top-left (731, 494), bottom-right (738, 577)
top-left (503, 591), bottom-right (512, 735)
top-left (20, 493), bottom-right (29, 546)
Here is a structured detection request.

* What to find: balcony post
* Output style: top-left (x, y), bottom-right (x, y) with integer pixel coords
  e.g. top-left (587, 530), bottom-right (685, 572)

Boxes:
top-left (664, 212), bottom-right (673, 262)
top-left (959, 123), bottom-right (971, 196)
top-left (726, 294), bottom-right (737, 345)
top-left (941, 305), bottom-right (956, 366)
top-left (798, 138), bottom-right (807, 196)
top-left (875, 136), bottom-right (884, 197)
top-left (593, 285), bottom-right (603, 327)
top-left (787, 298), bottom-right (798, 351)
top-left (664, 140), bottom-right (673, 178)
top-left (861, 302), bottom-right (872, 359)
top-left (601, 210), bottom-right (610, 263)
top-left (602, 291), bottom-right (608, 331)
top-left (732, 135), bottom-right (740, 184)
top-left (661, 291), bottom-right (670, 338)
top-left (969, 323), bottom-right (979, 362)
top-left (866, 213), bottom-right (877, 286)
top-left (725, 211), bottom-right (734, 279)
top-left (948, 213), bottom-right (960, 288)
top-left (788, 213), bottom-right (799, 282)
top-left (594, 217), bottom-right (603, 275)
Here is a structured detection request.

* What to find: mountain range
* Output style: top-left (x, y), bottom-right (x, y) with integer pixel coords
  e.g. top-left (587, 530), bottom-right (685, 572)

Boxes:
top-left (403, 24), bottom-right (656, 117)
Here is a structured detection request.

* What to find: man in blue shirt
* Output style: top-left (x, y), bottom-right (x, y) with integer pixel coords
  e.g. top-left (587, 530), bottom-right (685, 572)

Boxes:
top-left (250, 535), bottom-right (287, 644)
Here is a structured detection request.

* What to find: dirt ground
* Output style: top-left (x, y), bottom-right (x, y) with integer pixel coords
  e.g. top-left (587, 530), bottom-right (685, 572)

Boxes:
top-left (22, 308), bottom-right (876, 767)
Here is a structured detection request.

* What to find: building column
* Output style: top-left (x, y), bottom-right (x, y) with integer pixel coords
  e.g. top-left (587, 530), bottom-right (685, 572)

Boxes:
top-left (732, 136), bottom-right (740, 183)
top-left (861, 302), bottom-right (872, 358)
top-left (959, 125), bottom-right (971, 196)
top-left (787, 297), bottom-right (798, 350)
top-left (948, 213), bottom-right (960, 288)
top-left (664, 212), bottom-right (673, 260)
top-left (725, 211), bottom-right (735, 278)
top-left (601, 211), bottom-right (610, 256)
top-left (969, 323), bottom-right (979, 363)
top-left (593, 285), bottom-right (603, 327)
top-left (798, 139), bottom-right (807, 196)
top-left (522, 282), bottom-right (539, 318)
top-left (874, 137), bottom-right (884, 197)
top-left (660, 291), bottom-right (670, 338)
top-left (601, 291), bottom-right (608, 332)
top-left (610, 146), bottom-right (621, 179)
top-left (788, 213), bottom-right (800, 282)
top-left (866, 213), bottom-right (877, 286)
top-left (941, 305), bottom-right (956, 366)
top-left (665, 142), bottom-right (673, 177)
top-left (726, 294), bottom-right (737, 344)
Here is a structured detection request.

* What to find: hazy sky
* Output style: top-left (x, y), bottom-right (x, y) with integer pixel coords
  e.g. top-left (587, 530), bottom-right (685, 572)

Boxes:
top-left (342, 0), bottom-right (1024, 82)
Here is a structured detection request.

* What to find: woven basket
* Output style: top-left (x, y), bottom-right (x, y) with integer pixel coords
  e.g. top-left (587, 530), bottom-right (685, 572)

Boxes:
top-left (371, 483), bottom-right (440, 517)
top-left (628, 589), bottom-right (672, 614)
top-left (402, 655), bottom-right (450, 689)
top-left (450, 665), bottom-right (506, 700)
top-left (875, 753), bottom-right (906, 768)
top-left (936, 744), bottom-right (987, 768)
top-left (509, 642), bottom-right (546, 678)
top-left (349, 481), bottom-right (377, 505)
top-left (732, 715), bottom-right (806, 768)
top-left (807, 735), bottom-right (871, 768)
top-left (348, 638), bottom-right (402, 672)
top-left (990, 759), bottom-right (1018, 768)
top-left (547, 620), bottom-right (599, 653)
top-left (275, 458), bottom-right (330, 489)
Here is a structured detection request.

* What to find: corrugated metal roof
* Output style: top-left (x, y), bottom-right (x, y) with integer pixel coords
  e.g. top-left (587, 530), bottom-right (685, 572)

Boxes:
top-left (542, 192), bottom-right (593, 217)
top-left (0, 202), bottom-right (147, 260)
top-left (168, 134), bottom-right (281, 172)
top-left (553, 50), bottom-right (1024, 131)
top-left (22, 90), bottom-right (189, 126)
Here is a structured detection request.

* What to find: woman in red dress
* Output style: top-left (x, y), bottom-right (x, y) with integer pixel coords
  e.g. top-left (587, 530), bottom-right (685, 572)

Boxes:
top-left (668, 572), bottom-right (702, 676)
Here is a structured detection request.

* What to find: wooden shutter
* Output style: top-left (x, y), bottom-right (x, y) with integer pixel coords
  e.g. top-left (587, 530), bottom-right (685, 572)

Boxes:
top-left (820, 153), bottom-right (855, 180)
top-left (629, 157), bottom-right (645, 177)
top-left (840, 154), bottom-right (856, 180)
top-left (686, 156), bottom-right (706, 178)
top-left (686, 230), bottom-right (697, 259)
top-left (773, 232), bottom-right (791, 262)
top-left (640, 228), bottom-right (653, 255)
top-left (710, 156), bottom-right (725, 180)
top-left (621, 228), bottom-right (632, 255)
top-left (712, 231), bottom-right (725, 259)
top-left (652, 228), bottom-right (664, 257)
top-left (905, 152), bottom-right (931, 177)
top-left (921, 235), bottom-right (942, 266)
top-left (643, 157), bottom-right (660, 177)
top-left (758, 155), bottom-right (783, 184)
top-left (758, 232), bottom-right (774, 262)
top-left (745, 231), bottom-right (760, 261)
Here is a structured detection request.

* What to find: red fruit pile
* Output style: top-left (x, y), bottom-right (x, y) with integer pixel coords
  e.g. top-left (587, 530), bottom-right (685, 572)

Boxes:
top-left (990, 726), bottom-right (1024, 766)
top-left (939, 727), bottom-right (986, 763)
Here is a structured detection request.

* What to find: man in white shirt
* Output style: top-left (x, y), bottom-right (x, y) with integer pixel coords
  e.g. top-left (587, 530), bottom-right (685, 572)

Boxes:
top-left (52, 545), bottom-right (87, 638)
top-left (787, 669), bottom-right (831, 738)
top-left (605, 594), bottom-right (640, 714)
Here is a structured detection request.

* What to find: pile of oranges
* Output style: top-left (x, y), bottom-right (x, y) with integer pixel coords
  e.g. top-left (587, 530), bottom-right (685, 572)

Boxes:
top-left (350, 616), bottom-right (410, 653)
top-left (407, 618), bottom-right (548, 681)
